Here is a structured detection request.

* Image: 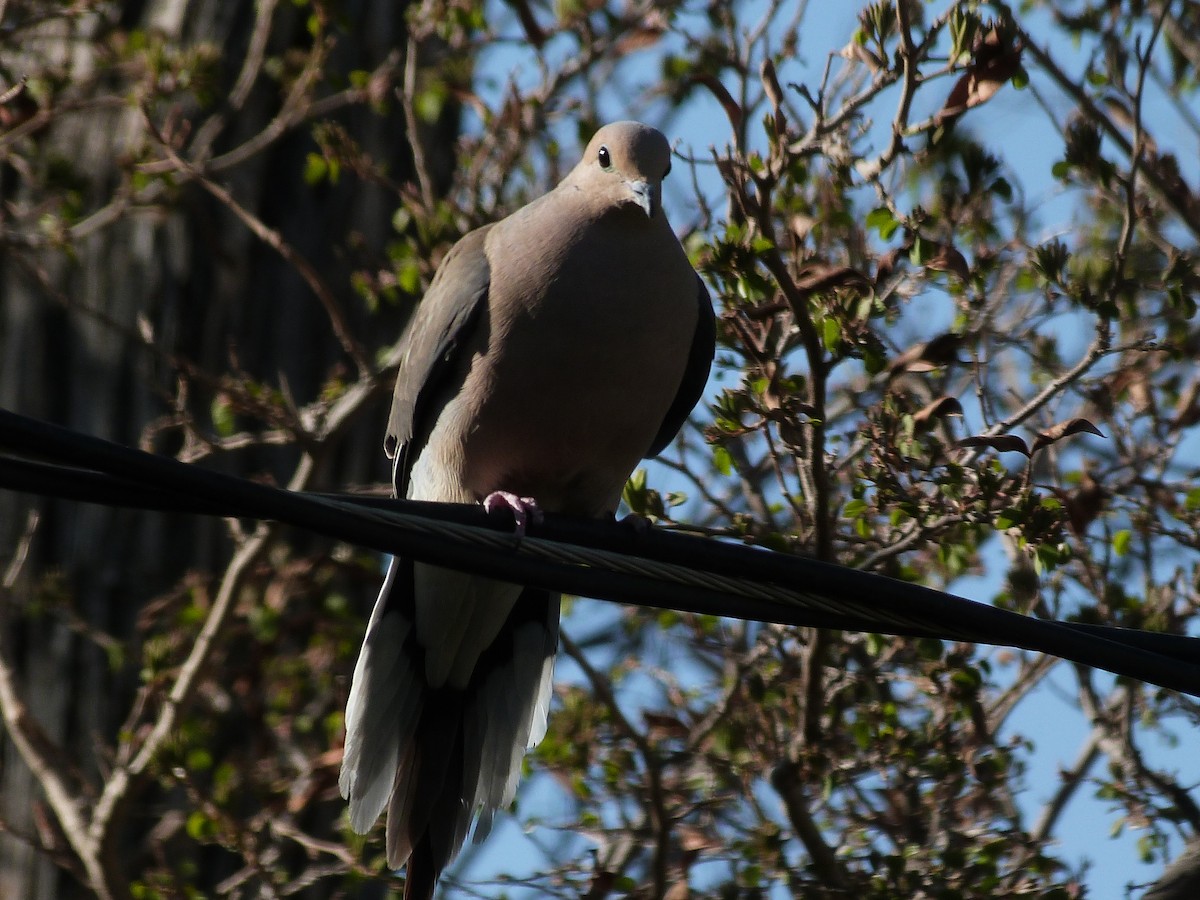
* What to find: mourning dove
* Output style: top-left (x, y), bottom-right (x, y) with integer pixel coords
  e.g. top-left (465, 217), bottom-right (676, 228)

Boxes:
top-left (339, 121), bottom-right (715, 898)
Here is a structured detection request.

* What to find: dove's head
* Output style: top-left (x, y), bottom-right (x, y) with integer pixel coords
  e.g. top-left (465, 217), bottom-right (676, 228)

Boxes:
top-left (568, 121), bottom-right (674, 219)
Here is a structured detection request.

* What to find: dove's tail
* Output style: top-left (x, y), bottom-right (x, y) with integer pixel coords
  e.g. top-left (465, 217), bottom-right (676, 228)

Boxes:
top-left (340, 557), bottom-right (559, 898)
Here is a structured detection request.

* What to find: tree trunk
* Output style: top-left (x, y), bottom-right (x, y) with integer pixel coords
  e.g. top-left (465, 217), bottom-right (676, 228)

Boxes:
top-left (0, 2), bottom-right (454, 894)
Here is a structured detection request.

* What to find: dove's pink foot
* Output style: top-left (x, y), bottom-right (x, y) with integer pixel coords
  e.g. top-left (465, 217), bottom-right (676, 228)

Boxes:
top-left (483, 491), bottom-right (543, 537)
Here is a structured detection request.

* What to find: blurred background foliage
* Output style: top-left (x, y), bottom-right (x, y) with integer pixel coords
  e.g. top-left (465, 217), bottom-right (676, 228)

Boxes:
top-left (1, 0), bottom-right (1199, 897)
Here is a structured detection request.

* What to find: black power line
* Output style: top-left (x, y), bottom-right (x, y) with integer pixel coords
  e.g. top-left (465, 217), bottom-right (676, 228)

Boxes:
top-left (2, 407), bottom-right (1199, 696)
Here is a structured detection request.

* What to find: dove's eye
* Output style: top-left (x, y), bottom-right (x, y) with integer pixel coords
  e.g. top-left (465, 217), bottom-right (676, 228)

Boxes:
top-left (598, 146), bottom-right (612, 170)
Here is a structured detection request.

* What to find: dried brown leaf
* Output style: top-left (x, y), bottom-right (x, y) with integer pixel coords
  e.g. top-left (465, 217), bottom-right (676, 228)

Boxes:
top-left (613, 13), bottom-right (668, 54)
top-left (913, 395), bottom-right (965, 430)
top-left (1062, 471), bottom-right (1109, 535)
top-left (875, 247), bottom-right (903, 285)
top-left (795, 264), bottom-right (870, 296)
top-left (841, 41), bottom-right (886, 73)
top-left (761, 58), bottom-right (787, 137)
top-left (0, 78), bottom-right (36, 129)
top-left (936, 26), bottom-right (1024, 124)
top-left (1030, 417), bottom-right (1105, 454)
top-left (642, 711), bottom-right (689, 739)
top-left (1105, 364), bottom-right (1156, 415)
top-left (790, 213), bottom-right (816, 242)
top-left (925, 243), bottom-right (971, 282)
top-left (678, 825), bottom-right (719, 854)
top-left (889, 332), bottom-right (965, 375)
top-left (957, 434), bottom-right (1031, 456)
top-left (1173, 378), bottom-right (1200, 428)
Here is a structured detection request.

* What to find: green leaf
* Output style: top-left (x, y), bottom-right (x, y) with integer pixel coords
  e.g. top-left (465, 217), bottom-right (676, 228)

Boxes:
top-left (186, 810), bottom-right (215, 841)
top-left (210, 396), bottom-right (235, 437)
top-left (392, 206), bottom-right (412, 233)
top-left (822, 316), bottom-right (840, 351)
top-left (662, 54), bottom-right (690, 80)
top-left (1112, 529), bottom-right (1132, 557)
top-left (1136, 833), bottom-right (1158, 863)
top-left (186, 748), bottom-right (213, 771)
top-left (863, 344), bottom-right (886, 375)
top-left (303, 152), bottom-right (327, 185)
top-left (866, 206), bottom-right (898, 237)
top-left (1035, 542), bottom-right (1067, 574)
top-left (397, 259), bottom-right (422, 295)
top-left (415, 84), bottom-right (447, 124)
top-left (713, 444), bottom-right (734, 476)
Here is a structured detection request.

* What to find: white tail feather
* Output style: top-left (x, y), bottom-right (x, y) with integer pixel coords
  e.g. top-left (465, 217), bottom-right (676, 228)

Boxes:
top-left (341, 565), bottom-right (416, 831)
top-left (340, 556), bottom-right (559, 874)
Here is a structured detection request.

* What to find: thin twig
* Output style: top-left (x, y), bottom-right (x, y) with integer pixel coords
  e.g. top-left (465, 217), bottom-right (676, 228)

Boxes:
top-left (1, 509), bottom-right (37, 590)
top-left (402, 36), bottom-right (437, 213)
top-left (0, 605), bottom-right (120, 897)
top-left (1030, 725), bottom-right (1102, 843)
top-left (854, 0), bottom-right (919, 183)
